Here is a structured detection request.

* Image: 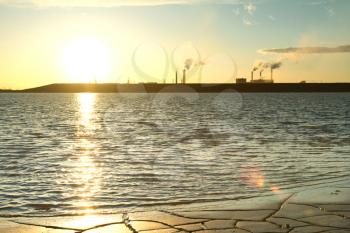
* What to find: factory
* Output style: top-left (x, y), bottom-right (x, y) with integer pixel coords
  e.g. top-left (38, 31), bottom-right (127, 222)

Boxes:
top-left (174, 69), bottom-right (188, 84)
top-left (236, 61), bottom-right (282, 84)
top-left (250, 66), bottom-right (274, 83)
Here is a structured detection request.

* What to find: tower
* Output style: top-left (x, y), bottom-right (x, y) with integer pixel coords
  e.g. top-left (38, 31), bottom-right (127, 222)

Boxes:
top-left (183, 69), bottom-right (186, 84)
top-left (270, 67), bottom-right (273, 82)
top-left (175, 70), bottom-right (178, 84)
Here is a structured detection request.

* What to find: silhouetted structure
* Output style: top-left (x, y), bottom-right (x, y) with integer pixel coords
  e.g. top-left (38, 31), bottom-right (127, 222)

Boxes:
top-left (236, 78), bottom-right (247, 84)
top-left (182, 69), bottom-right (187, 84)
top-left (19, 83), bottom-right (350, 93)
top-left (250, 69), bottom-right (274, 83)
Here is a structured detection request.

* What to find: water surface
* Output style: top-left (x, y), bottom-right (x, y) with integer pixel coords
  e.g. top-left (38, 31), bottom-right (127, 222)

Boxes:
top-left (0, 93), bottom-right (349, 216)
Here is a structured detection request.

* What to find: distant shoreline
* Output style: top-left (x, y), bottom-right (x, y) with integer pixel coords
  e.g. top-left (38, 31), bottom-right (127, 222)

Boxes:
top-left (1, 83), bottom-right (350, 93)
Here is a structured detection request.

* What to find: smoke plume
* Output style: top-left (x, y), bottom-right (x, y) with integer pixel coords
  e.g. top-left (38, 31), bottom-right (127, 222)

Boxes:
top-left (184, 58), bottom-right (194, 70)
top-left (251, 60), bottom-right (283, 79)
top-left (252, 61), bottom-right (263, 71)
top-left (195, 60), bottom-right (206, 67)
top-left (270, 61), bottom-right (282, 69)
top-left (252, 61), bottom-right (282, 71)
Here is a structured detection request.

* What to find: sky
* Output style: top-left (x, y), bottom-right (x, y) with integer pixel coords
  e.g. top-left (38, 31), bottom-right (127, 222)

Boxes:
top-left (0, 0), bottom-right (349, 89)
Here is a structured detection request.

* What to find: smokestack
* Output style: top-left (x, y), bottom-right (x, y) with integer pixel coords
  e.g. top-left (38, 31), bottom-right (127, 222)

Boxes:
top-left (251, 66), bottom-right (259, 82)
top-left (270, 67), bottom-right (273, 81)
top-left (183, 69), bottom-right (186, 84)
top-left (175, 70), bottom-right (178, 84)
top-left (260, 70), bottom-right (263, 78)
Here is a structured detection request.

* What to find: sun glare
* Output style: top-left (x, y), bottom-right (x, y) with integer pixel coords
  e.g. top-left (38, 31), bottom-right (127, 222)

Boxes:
top-left (60, 38), bottom-right (112, 83)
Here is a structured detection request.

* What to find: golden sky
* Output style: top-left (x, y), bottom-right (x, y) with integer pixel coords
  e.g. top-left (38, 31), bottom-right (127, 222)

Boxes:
top-left (0, 0), bottom-right (350, 89)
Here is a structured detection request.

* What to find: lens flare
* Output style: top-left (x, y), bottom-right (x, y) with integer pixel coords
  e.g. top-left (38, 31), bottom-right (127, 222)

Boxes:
top-left (240, 165), bottom-right (265, 188)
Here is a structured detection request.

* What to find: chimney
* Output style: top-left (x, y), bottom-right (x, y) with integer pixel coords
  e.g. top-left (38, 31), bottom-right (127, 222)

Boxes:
top-left (175, 70), bottom-right (178, 84)
top-left (251, 71), bottom-right (254, 82)
top-left (270, 67), bottom-right (273, 81)
top-left (183, 69), bottom-right (186, 84)
top-left (260, 70), bottom-right (263, 78)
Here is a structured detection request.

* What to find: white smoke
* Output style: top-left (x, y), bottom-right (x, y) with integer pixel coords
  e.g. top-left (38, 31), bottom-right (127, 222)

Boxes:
top-left (184, 58), bottom-right (194, 70)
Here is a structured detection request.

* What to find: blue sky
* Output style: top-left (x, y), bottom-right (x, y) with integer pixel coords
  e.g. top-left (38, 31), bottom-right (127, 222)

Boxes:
top-left (0, 0), bottom-right (349, 88)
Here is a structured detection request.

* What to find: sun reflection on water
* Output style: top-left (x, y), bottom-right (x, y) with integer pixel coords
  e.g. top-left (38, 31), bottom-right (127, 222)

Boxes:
top-left (70, 93), bottom-right (101, 214)
top-left (79, 93), bottom-right (96, 128)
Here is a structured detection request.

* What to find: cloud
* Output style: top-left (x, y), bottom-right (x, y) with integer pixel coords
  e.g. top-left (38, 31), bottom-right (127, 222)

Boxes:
top-left (325, 6), bottom-right (335, 16)
top-left (301, 0), bottom-right (336, 17)
top-left (303, 1), bottom-right (328, 5)
top-left (0, 0), bottom-right (253, 7)
top-left (244, 2), bottom-right (256, 15)
top-left (0, 0), bottom-right (186, 7)
top-left (243, 17), bottom-right (253, 26)
top-left (259, 45), bottom-right (350, 54)
top-left (233, 7), bottom-right (240, 16)
top-left (232, 1), bottom-right (258, 26)
top-left (268, 15), bottom-right (275, 21)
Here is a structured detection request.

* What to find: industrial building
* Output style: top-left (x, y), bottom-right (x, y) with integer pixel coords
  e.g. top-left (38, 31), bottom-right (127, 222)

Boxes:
top-left (236, 66), bottom-right (275, 84)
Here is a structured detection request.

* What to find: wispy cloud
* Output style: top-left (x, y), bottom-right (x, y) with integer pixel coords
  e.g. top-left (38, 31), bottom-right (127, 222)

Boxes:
top-left (0, 0), bottom-right (255, 7)
top-left (0, 0), bottom-right (186, 7)
top-left (325, 6), bottom-right (335, 16)
top-left (243, 17), bottom-right (253, 26)
top-left (232, 1), bottom-right (258, 26)
top-left (268, 15), bottom-right (276, 21)
top-left (259, 45), bottom-right (350, 54)
top-left (244, 2), bottom-right (256, 15)
top-left (303, 1), bottom-right (328, 6)
top-left (301, 0), bottom-right (336, 17)
top-left (233, 8), bottom-right (240, 16)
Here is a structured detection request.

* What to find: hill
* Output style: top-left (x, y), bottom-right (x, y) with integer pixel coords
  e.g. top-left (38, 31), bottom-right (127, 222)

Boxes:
top-left (20, 83), bottom-right (350, 93)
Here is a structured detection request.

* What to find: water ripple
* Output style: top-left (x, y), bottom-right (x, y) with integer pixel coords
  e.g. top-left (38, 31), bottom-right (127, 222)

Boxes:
top-left (0, 93), bottom-right (350, 216)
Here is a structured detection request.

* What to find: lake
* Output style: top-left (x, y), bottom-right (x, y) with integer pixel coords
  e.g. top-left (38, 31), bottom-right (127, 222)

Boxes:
top-left (0, 92), bottom-right (349, 216)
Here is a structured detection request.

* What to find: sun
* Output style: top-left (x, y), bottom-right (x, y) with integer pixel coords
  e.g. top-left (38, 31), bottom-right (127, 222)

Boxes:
top-left (60, 38), bottom-right (112, 83)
